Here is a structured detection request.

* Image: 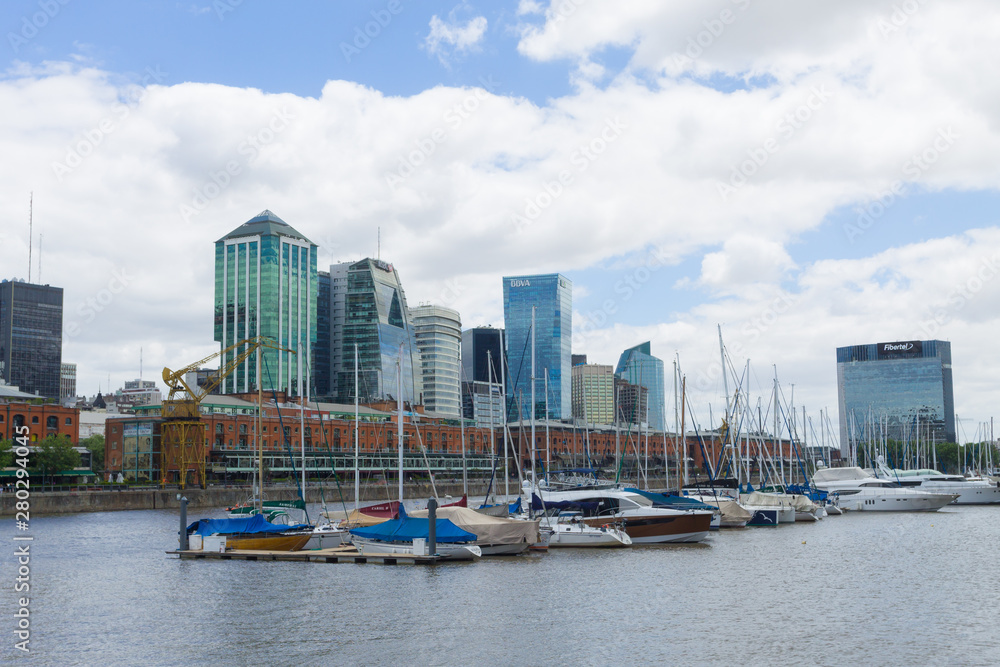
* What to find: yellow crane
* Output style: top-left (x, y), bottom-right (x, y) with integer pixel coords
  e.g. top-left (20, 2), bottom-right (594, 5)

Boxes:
top-left (160, 336), bottom-right (293, 489)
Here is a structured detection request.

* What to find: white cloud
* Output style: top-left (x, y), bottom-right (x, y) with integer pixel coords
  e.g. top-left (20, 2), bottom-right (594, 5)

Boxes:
top-left (424, 14), bottom-right (488, 63)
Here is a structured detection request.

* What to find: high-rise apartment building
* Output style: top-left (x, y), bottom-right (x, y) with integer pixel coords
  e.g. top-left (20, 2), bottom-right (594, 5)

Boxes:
top-left (60, 362), bottom-right (77, 400)
top-left (615, 342), bottom-right (666, 430)
top-left (836, 339), bottom-right (956, 451)
top-left (615, 378), bottom-right (648, 428)
top-left (502, 273), bottom-right (571, 421)
top-left (214, 210), bottom-right (317, 398)
top-left (333, 258), bottom-right (420, 405)
top-left (0, 279), bottom-right (63, 399)
top-left (412, 304), bottom-right (462, 416)
top-left (571, 363), bottom-right (615, 425)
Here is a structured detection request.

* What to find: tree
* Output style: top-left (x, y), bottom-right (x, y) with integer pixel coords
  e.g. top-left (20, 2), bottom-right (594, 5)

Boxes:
top-left (80, 434), bottom-right (105, 475)
top-left (31, 435), bottom-right (81, 486)
top-left (0, 439), bottom-right (12, 469)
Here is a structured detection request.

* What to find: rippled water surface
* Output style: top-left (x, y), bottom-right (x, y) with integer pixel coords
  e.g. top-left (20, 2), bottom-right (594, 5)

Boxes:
top-left (6, 504), bottom-right (1000, 665)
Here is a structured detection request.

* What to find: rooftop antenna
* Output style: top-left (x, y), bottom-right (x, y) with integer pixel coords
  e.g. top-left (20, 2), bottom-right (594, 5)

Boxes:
top-left (140, 347), bottom-right (143, 382)
top-left (38, 233), bottom-right (42, 283)
top-left (377, 226), bottom-right (380, 260)
top-left (28, 192), bottom-right (33, 283)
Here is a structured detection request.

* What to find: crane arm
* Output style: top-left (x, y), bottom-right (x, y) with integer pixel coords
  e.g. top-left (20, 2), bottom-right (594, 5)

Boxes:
top-left (162, 336), bottom-right (294, 401)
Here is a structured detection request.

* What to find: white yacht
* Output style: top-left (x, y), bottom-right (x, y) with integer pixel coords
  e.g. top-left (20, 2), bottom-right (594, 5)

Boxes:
top-left (812, 467), bottom-right (959, 512)
top-left (889, 469), bottom-right (1000, 505)
top-left (535, 486), bottom-right (714, 543)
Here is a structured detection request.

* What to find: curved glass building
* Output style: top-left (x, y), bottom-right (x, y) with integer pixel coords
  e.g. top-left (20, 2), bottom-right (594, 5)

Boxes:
top-left (333, 258), bottom-right (419, 405)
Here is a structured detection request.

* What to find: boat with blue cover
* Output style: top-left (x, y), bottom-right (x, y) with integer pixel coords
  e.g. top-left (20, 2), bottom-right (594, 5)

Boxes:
top-left (186, 514), bottom-right (312, 551)
top-left (349, 504), bottom-right (483, 560)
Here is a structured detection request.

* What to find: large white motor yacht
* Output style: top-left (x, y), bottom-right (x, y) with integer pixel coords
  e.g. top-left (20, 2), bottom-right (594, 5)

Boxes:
top-left (888, 469), bottom-right (1000, 505)
top-left (812, 467), bottom-right (959, 512)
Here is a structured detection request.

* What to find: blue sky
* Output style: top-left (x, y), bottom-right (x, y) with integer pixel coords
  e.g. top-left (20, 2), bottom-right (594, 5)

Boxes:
top-left (3, 0), bottom-right (999, 438)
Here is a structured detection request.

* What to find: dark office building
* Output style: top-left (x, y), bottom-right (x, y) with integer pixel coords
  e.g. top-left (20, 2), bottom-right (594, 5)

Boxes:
top-left (313, 271), bottom-right (331, 398)
top-left (0, 279), bottom-right (63, 399)
top-left (461, 326), bottom-right (505, 385)
top-left (836, 340), bottom-right (956, 452)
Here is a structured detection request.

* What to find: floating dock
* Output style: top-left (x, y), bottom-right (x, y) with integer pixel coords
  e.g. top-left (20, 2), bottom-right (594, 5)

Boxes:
top-left (168, 545), bottom-right (444, 565)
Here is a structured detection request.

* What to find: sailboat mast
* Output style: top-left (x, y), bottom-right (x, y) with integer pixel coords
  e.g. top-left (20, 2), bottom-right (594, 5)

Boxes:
top-left (256, 344), bottom-right (263, 513)
top-left (397, 344), bottom-right (404, 505)
top-left (530, 306), bottom-right (536, 493)
top-left (680, 376), bottom-right (688, 486)
top-left (487, 350), bottom-right (496, 496)
top-left (544, 369), bottom-right (550, 486)
top-left (354, 344), bottom-right (360, 510)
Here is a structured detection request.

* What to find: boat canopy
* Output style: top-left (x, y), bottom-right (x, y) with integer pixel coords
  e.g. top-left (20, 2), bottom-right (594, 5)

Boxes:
top-left (349, 504), bottom-right (477, 544)
top-left (186, 514), bottom-right (309, 537)
top-left (531, 493), bottom-right (602, 514)
top-left (624, 488), bottom-right (715, 510)
top-left (813, 467), bottom-right (873, 484)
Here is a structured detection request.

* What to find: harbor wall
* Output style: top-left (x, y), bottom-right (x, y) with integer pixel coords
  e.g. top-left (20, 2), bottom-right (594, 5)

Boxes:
top-left (0, 477), bottom-right (672, 516)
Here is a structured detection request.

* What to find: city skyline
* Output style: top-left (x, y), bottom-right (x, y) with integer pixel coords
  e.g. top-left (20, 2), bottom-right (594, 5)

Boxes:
top-left (2, 1), bottom-right (1000, 443)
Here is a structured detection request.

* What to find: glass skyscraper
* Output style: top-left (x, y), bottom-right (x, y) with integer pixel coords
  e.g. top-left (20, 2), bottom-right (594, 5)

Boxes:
top-left (214, 210), bottom-right (317, 398)
top-left (333, 258), bottom-right (420, 405)
top-left (615, 342), bottom-right (666, 430)
top-left (836, 339), bottom-right (956, 451)
top-left (502, 273), bottom-right (572, 421)
top-left (0, 279), bottom-right (63, 399)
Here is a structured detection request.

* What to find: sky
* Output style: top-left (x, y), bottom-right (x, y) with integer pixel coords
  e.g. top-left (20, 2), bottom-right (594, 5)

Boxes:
top-left (2, 0), bottom-right (999, 445)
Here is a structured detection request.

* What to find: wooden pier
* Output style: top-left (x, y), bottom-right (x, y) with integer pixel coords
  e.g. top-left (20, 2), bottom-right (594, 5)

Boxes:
top-left (168, 545), bottom-right (444, 565)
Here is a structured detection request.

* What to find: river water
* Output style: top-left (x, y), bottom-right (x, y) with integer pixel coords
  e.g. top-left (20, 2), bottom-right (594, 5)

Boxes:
top-left (4, 502), bottom-right (999, 666)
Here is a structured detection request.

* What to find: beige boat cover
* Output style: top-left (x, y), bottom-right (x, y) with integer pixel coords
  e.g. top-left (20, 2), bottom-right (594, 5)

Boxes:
top-left (322, 509), bottom-right (389, 528)
top-left (700, 498), bottom-right (753, 522)
top-left (743, 492), bottom-right (817, 512)
top-left (410, 506), bottom-right (540, 545)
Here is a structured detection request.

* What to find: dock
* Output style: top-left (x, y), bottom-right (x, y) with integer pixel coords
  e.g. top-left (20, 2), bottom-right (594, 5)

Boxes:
top-left (167, 545), bottom-right (445, 565)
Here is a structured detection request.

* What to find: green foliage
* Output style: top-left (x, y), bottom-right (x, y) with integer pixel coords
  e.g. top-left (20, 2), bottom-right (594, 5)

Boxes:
top-left (0, 439), bottom-right (12, 468)
top-left (81, 434), bottom-right (106, 473)
top-left (31, 434), bottom-right (82, 479)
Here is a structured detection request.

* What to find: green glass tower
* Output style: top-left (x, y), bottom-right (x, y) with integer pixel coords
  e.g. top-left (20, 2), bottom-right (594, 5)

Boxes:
top-left (214, 210), bottom-right (317, 398)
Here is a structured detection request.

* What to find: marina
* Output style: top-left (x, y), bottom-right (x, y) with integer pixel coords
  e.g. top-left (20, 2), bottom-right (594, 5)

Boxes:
top-left (24, 503), bottom-right (1000, 665)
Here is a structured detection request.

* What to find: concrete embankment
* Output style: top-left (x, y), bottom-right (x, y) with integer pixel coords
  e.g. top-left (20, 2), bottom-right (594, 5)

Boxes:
top-left (1, 476), bottom-right (673, 516)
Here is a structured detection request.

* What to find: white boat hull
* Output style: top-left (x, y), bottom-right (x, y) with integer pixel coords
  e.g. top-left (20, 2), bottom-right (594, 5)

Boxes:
top-left (351, 536), bottom-right (482, 560)
top-left (545, 522), bottom-right (632, 548)
top-left (835, 491), bottom-right (958, 512)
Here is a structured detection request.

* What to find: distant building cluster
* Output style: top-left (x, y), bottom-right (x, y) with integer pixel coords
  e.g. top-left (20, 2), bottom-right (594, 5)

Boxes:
top-left (214, 210), bottom-right (671, 428)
